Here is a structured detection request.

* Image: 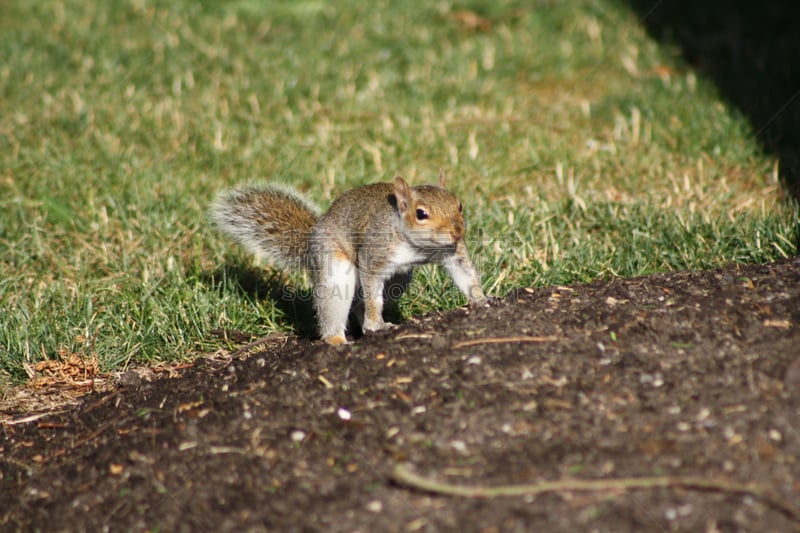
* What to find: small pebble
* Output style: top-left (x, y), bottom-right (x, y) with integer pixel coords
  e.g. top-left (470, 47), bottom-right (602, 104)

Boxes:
top-left (450, 440), bottom-right (467, 453)
top-left (784, 357), bottom-right (800, 393)
top-left (118, 371), bottom-right (143, 388)
top-left (431, 335), bottom-right (447, 350)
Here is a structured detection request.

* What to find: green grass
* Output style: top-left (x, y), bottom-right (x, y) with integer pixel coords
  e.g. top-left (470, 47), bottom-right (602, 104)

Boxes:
top-left (1, 0), bottom-right (797, 381)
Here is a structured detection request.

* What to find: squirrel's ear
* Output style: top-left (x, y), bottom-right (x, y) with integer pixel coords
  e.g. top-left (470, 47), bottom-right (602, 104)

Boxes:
top-left (393, 176), bottom-right (412, 211)
top-left (438, 168), bottom-right (447, 188)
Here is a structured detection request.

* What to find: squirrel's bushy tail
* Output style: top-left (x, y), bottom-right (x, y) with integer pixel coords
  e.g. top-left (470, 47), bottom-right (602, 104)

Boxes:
top-left (210, 184), bottom-right (320, 270)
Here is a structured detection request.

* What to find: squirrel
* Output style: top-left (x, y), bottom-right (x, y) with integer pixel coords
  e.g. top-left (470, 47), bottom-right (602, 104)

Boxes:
top-left (210, 174), bottom-right (486, 345)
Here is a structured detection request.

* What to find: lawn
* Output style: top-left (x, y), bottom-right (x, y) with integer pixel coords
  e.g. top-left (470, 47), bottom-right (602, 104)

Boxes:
top-left (1, 0), bottom-right (797, 382)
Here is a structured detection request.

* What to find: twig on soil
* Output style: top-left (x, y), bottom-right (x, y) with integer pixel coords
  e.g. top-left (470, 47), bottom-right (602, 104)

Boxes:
top-left (153, 363), bottom-right (194, 373)
top-left (391, 464), bottom-right (800, 525)
top-left (3, 411), bottom-right (67, 426)
top-left (72, 416), bottom-right (127, 449)
top-left (0, 456), bottom-right (35, 471)
top-left (83, 391), bottom-right (119, 414)
top-left (395, 333), bottom-right (433, 340)
top-left (229, 334), bottom-right (290, 359)
top-left (453, 336), bottom-right (558, 349)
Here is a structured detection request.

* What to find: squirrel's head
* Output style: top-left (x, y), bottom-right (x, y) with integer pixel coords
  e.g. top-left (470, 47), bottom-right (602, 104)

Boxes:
top-left (393, 176), bottom-right (465, 248)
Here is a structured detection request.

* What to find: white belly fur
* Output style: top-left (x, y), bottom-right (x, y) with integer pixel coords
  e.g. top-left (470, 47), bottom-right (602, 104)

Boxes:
top-left (389, 241), bottom-right (426, 269)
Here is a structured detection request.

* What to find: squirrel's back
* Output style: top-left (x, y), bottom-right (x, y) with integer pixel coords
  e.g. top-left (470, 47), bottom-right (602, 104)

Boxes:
top-left (210, 184), bottom-right (320, 269)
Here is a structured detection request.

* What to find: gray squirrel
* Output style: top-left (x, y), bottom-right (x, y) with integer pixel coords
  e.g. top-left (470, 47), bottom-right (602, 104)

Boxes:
top-left (210, 175), bottom-right (485, 344)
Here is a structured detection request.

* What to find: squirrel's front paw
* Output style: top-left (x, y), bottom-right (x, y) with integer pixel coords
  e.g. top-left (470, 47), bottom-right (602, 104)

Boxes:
top-left (468, 297), bottom-right (486, 307)
top-left (362, 319), bottom-right (395, 333)
top-left (469, 296), bottom-right (499, 308)
top-left (323, 335), bottom-right (350, 345)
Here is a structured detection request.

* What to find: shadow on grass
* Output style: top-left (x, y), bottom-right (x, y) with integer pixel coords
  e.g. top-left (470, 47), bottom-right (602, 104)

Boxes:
top-left (200, 262), bottom-right (318, 341)
top-left (200, 260), bottom-right (414, 343)
top-left (199, 261), bottom-right (411, 343)
top-left (627, 0), bottom-right (800, 201)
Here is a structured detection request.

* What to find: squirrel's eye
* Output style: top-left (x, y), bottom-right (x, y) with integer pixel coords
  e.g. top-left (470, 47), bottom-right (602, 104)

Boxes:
top-left (415, 208), bottom-right (429, 220)
top-left (457, 202), bottom-right (463, 213)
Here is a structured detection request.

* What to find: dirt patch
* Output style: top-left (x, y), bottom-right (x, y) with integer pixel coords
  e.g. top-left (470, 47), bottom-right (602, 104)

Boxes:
top-left (3, 259), bottom-right (800, 532)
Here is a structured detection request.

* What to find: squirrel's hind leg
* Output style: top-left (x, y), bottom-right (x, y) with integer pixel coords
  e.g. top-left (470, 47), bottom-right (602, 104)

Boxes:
top-left (352, 270), bottom-right (410, 334)
top-left (314, 256), bottom-right (357, 345)
top-left (359, 270), bottom-right (392, 333)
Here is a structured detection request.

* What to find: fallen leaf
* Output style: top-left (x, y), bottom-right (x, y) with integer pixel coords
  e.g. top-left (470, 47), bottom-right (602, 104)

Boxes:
top-left (449, 10), bottom-right (491, 31)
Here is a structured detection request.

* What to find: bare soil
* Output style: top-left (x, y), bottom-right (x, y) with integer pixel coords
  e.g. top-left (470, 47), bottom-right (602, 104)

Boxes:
top-left (2, 258), bottom-right (800, 532)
